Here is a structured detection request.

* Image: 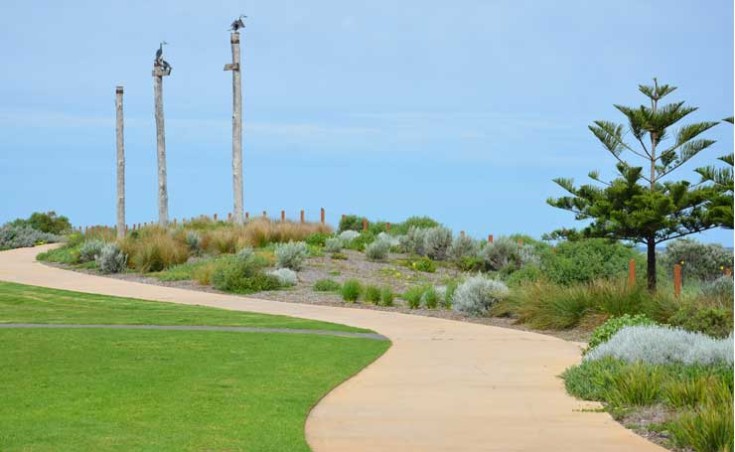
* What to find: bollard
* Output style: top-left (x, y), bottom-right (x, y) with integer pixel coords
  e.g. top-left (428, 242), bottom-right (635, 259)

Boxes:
top-left (628, 259), bottom-right (636, 288)
top-left (674, 264), bottom-right (682, 297)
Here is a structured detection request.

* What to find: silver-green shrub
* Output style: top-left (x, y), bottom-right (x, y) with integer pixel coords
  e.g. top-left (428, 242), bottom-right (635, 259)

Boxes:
top-left (365, 238), bottom-right (391, 261)
top-left (448, 235), bottom-right (480, 262)
top-left (661, 239), bottom-right (733, 281)
top-left (275, 241), bottom-right (308, 270)
top-left (377, 232), bottom-right (400, 247)
top-left (79, 239), bottom-right (106, 262)
top-left (518, 244), bottom-right (541, 267)
top-left (0, 224), bottom-right (61, 250)
top-left (96, 243), bottom-right (127, 274)
top-left (268, 268), bottom-right (298, 287)
top-left (236, 247), bottom-right (255, 261)
top-left (451, 275), bottom-right (509, 316)
top-left (480, 237), bottom-right (520, 271)
top-left (399, 226), bottom-right (428, 255)
top-left (423, 227), bottom-right (453, 260)
top-left (185, 231), bottom-right (202, 254)
top-left (585, 325), bottom-right (733, 366)
top-left (700, 276), bottom-right (734, 300)
top-left (324, 237), bottom-right (343, 253)
top-left (338, 230), bottom-right (360, 244)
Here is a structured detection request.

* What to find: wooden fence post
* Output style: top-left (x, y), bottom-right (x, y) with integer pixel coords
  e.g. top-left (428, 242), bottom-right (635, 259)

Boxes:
top-left (628, 259), bottom-right (636, 288)
top-left (245, 211), bottom-right (249, 220)
top-left (460, 230), bottom-right (465, 238)
top-left (362, 218), bottom-right (368, 232)
top-left (321, 208), bottom-right (325, 225)
top-left (300, 210), bottom-right (305, 224)
top-left (674, 264), bottom-right (682, 297)
top-left (115, 86), bottom-right (126, 240)
top-left (213, 213), bottom-right (218, 221)
top-left (263, 211), bottom-right (267, 219)
top-left (488, 234), bottom-right (494, 243)
top-left (386, 222), bottom-right (391, 232)
top-left (281, 210), bottom-right (285, 222)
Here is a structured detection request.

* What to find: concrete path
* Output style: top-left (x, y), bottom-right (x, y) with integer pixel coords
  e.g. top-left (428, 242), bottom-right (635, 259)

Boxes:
top-left (0, 323), bottom-right (388, 340)
top-left (0, 245), bottom-right (663, 451)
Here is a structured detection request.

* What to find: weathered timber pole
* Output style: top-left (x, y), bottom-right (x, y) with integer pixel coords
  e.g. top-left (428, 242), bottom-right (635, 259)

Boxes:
top-left (224, 31), bottom-right (244, 225)
top-left (153, 64), bottom-right (170, 227)
top-left (115, 86), bottom-right (126, 240)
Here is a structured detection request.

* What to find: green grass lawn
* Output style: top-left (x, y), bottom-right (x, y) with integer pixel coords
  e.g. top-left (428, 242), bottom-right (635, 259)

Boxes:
top-left (0, 282), bottom-right (389, 451)
top-left (0, 281), bottom-right (369, 332)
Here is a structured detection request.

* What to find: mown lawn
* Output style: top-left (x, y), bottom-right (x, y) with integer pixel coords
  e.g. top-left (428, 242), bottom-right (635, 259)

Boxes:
top-left (0, 281), bottom-right (369, 332)
top-left (0, 282), bottom-right (389, 451)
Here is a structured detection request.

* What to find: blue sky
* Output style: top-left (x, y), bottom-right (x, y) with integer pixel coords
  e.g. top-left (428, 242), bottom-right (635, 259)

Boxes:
top-left (1, 0), bottom-right (732, 245)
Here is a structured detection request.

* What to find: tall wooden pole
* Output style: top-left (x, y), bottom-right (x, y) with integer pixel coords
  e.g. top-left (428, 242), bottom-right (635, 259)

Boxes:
top-left (153, 65), bottom-right (170, 227)
top-left (225, 32), bottom-right (244, 225)
top-left (115, 86), bottom-right (126, 240)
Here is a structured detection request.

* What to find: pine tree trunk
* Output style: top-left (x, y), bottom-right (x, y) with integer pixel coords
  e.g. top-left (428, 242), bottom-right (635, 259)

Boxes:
top-left (646, 236), bottom-right (657, 291)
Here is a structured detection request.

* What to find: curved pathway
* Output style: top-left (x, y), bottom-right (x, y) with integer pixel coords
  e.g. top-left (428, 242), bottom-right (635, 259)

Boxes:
top-left (0, 246), bottom-right (663, 451)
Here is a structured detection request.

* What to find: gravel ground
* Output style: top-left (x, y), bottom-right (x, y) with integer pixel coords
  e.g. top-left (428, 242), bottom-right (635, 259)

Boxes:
top-left (43, 249), bottom-right (590, 343)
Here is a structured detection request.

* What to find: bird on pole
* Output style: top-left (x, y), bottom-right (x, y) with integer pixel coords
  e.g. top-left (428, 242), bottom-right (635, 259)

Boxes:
top-left (155, 41), bottom-right (168, 65)
top-left (230, 15), bottom-right (247, 32)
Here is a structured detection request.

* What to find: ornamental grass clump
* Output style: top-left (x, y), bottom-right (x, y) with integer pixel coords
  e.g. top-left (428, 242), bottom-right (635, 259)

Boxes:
top-left (584, 325), bottom-right (734, 366)
top-left (423, 227), bottom-right (453, 260)
top-left (78, 239), bottom-right (105, 262)
top-left (212, 252), bottom-right (279, 294)
top-left (122, 229), bottom-right (188, 273)
top-left (96, 243), bottom-right (127, 274)
top-left (274, 241), bottom-right (308, 271)
top-left (268, 268), bottom-right (298, 287)
top-left (313, 279), bottom-right (341, 292)
top-left (364, 285), bottom-right (381, 304)
top-left (185, 231), bottom-right (202, 254)
top-left (452, 276), bottom-right (509, 316)
top-left (341, 279), bottom-right (362, 302)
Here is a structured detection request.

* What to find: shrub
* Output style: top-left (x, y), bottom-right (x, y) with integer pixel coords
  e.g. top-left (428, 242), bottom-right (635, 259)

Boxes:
top-left (211, 255), bottom-right (279, 294)
top-left (584, 314), bottom-right (656, 355)
top-left (700, 275), bottom-right (734, 300)
top-left (668, 381), bottom-right (734, 452)
top-left (324, 237), bottom-right (343, 253)
top-left (452, 276), bottom-right (509, 316)
top-left (402, 286), bottom-right (425, 309)
top-left (268, 268), bottom-right (298, 287)
top-left (585, 325), bottom-right (734, 366)
top-left (305, 232), bottom-right (330, 247)
top-left (337, 230), bottom-right (360, 244)
top-left (364, 285), bottom-right (381, 304)
top-left (376, 232), bottom-right (400, 247)
top-left (423, 227), bottom-right (453, 260)
top-left (504, 265), bottom-right (544, 286)
top-left (341, 279), bottom-right (362, 302)
top-left (313, 279), bottom-right (341, 292)
top-left (543, 239), bottom-right (640, 285)
top-left (185, 231), bottom-right (202, 254)
top-left (11, 211), bottom-right (71, 235)
top-left (96, 243), bottom-right (127, 274)
top-left (344, 232), bottom-right (375, 251)
top-left (421, 286), bottom-right (439, 309)
top-left (448, 235), bottom-right (480, 263)
top-left (661, 238), bottom-right (733, 282)
top-left (338, 215), bottom-right (365, 232)
top-left (331, 252), bottom-right (348, 260)
top-left (442, 281), bottom-right (458, 309)
top-left (669, 303), bottom-right (733, 339)
top-left (380, 287), bottom-right (394, 306)
top-left (274, 241), bottom-right (308, 271)
top-left (0, 224), bottom-right (61, 250)
top-left (399, 226), bottom-right (428, 255)
top-left (365, 238), bottom-right (391, 261)
top-left (480, 237), bottom-right (521, 272)
top-left (192, 262), bottom-right (217, 285)
top-left (392, 216), bottom-right (440, 234)
top-left (78, 239), bottom-right (105, 262)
